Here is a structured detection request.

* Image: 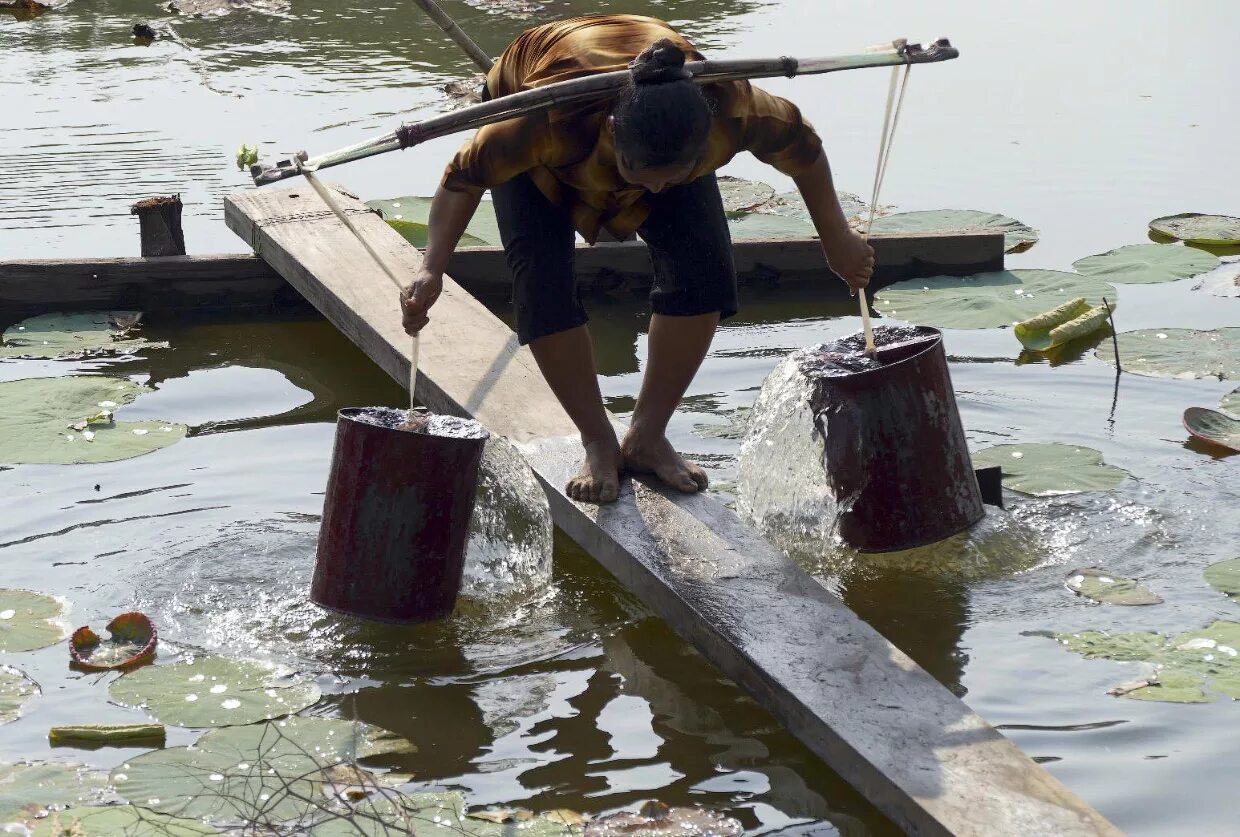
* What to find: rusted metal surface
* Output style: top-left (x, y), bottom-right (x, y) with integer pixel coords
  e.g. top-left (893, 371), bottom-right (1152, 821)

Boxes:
top-left (311, 408), bottom-right (487, 623)
top-left (812, 326), bottom-right (985, 552)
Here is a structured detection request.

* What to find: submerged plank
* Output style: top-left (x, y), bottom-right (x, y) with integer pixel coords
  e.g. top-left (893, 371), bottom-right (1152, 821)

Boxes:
top-left (0, 230), bottom-right (1002, 316)
top-left (225, 182), bottom-right (1115, 837)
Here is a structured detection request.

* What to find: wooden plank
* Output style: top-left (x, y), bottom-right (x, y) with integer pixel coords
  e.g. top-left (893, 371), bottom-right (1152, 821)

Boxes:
top-left (0, 230), bottom-right (1003, 316)
top-left (225, 182), bottom-right (1117, 837)
top-left (445, 228), bottom-right (1004, 300)
top-left (0, 254), bottom-right (304, 317)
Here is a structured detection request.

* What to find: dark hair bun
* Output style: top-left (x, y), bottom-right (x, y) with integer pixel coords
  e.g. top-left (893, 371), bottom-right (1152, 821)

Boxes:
top-left (629, 38), bottom-right (693, 84)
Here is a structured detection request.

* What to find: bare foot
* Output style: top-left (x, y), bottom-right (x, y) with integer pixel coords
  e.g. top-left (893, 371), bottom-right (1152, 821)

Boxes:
top-left (566, 438), bottom-right (622, 504)
top-left (620, 431), bottom-right (708, 494)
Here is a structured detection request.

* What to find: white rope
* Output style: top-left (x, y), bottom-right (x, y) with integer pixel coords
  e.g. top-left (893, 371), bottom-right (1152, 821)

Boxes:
top-left (299, 164), bottom-right (420, 410)
top-left (858, 62), bottom-right (912, 355)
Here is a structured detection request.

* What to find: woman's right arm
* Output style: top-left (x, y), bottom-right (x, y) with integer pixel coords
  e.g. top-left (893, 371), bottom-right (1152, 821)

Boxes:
top-left (400, 185), bottom-right (482, 335)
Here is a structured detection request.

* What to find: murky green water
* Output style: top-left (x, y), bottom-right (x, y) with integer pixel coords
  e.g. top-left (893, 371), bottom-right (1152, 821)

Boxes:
top-left (3, 1), bottom-right (1240, 834)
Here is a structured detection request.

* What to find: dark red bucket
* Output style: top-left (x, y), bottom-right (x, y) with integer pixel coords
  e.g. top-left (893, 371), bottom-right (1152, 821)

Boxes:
top-left (311, 407), bottom-right (488, 623)
top-left (809, 325), bottom-right (984, 553)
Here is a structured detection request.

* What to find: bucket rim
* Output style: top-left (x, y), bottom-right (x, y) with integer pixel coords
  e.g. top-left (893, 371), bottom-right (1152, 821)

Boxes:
top-left (336, 406), bottom-right (490, 444)
top-left (801, 325), bottom-right (943, 381)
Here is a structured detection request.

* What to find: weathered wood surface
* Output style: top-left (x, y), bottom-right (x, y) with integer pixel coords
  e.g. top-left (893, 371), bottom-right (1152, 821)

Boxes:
top-left (131, 195), bottom-right (186, 257)
top-left (0, 254), bottom-right (302, 318)
top-left (224, 182), bottom-right (1118, 837)
top-left (0, 228), bottom-right (1001, 318)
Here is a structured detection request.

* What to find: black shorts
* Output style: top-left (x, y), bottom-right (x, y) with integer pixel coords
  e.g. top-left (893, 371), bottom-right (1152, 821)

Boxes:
top-left (490, 171), bottom-right (740, 345)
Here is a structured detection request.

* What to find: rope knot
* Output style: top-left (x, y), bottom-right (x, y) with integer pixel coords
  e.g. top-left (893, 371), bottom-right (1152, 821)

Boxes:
top-left (397, 123), bottom-right (428, 149)
top-left (779, 56), bottom-right (798, 78)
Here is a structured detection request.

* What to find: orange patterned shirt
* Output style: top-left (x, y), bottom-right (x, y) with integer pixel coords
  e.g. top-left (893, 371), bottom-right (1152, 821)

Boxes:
top-left (441, 14), bottom-right (823, 243)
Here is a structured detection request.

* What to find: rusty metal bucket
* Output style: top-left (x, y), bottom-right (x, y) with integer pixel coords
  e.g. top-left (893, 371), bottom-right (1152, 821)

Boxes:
top-left (811, 325), bottom-right (984, 552)
top-left (311, 408), bottom-right (488, 623)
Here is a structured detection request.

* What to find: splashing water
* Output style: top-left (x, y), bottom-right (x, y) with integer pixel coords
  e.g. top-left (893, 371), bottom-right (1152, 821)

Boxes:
top-left (462, 436), bottom-right (553, 599)
top-left (737, 348), bottom-right (1045, 579)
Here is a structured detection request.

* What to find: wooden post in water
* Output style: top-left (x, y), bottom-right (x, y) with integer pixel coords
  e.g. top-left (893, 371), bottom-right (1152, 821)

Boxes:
top-left (131, 195), bottom-right (186, 257)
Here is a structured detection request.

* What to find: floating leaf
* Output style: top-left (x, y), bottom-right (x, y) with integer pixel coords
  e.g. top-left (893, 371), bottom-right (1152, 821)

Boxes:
top-left (727, 211), bottom-right (817, 241)
top-left (0, 377), bottom-right (188, 466)
top-left (1064, 568), bottom-right (1162, 605)
top-left (70, 612), bottom-right (157, 671)
top-left (0, 667), bottom-right (38, 724)
top-left (716, 176), bottom-right (775, 216)
top-left (1013, 297), bottom-right (1113, 352)
top-left (1195, 260), bottom-right (1240, 298)
top-left (0, 312), bottom-right (165, 360)
top-left (1097, 328), bottom-right (1240, 380)
top-left (971, 443), bottom-right (1128, 496)
top-left (873, 270), bottom-right (1112, 330)
top-left (29, 806), bottom-right (221, 836)
top-left (49, 724), bottom-right (165, 748)
top-left (1149, 213), bottom-right (1240, 245)
top-left (0, 589), bottom-right (69, 652)
top-left (1222, 388), bottom-right (1240, 416)
top-left (108, 655), bottom-right (321, 727)
top-left (754, 190), bottom-right (871, 225)
top-left (385, 219), bottom-right (488, 250)
top-left (316, 791), bottom-right (589, 836)
top-left (111, 716), bottom-right (413, 825)
top-left (1183, 407), bottom-right (1240, 452)
top-left (1072, 243), bottom-right (1219, 284)
top-left (1057, 620), bottom-right (1240, 703)
top-left (586, 802), bottom-right (742, 837)
top-left (1204, 559), bottom-right (1240, 598)
top-left (868, 209), bottom-right (1039, 254)
top-left (367, 196), bottom-right (502, 246)
top-left (0, 762), bottom-right (111, 823)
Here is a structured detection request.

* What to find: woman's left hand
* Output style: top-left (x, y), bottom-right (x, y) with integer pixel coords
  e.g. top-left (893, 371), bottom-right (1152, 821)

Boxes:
top-left (822, 229), bottom-right (875, 296)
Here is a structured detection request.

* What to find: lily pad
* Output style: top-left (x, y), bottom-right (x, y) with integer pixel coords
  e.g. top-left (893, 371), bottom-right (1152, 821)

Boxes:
top-left (0, 589), bottom-right (69, 652)
top-left (111, 716), bottom-right (413, 825)
top-left (1071, 243), bottom-right (1219, 284)
top-left (727, 211), bottom-right (817, 241)
top-left (874, 270), bottom-right (1113, 330)
top-left (1014, 298), bottom-right (1113, 352)
top-left (1196, 260), bottom-right (1240, 298)
top-left (868, 209), bottom-right (1039, 254)
top-left (971, 443), bottom-right (1128, 496)
top-left (30, 806), bottom-right (220, 836)
top-left (586, 802), bottom-right (742, 837)
top-left (1222, 388), bottom-right (1240, 416)
top-left (70, 612), bottom-right (157, 672)
top-left (1058, 620), bottom-right (1240, 703)
top-left (108, 655), bottom-right (321, 727)
top-left (717, 176), bottom-right (775, 216)
top-left (0, 667), bottom-right (39, 724)
top-left (1065, 568), bottom-right (1162, 605)
top-left (0, 376), bottom-right (188, 465)
top-left (1204, 559), bottom-right (1240, 598)
top-left (315, 791), bottom-right (589, 836)
top-left (755, 190), bottom-right (871, 225)
top-left (1149, 213), bottom-right (1240, 246)
top-left (367, 196), bottom-right (501, 246)
top-left (1097, 328), bottom-right (1240, 380)
top-left (1183, 407), bottom-right (1240, 452)
top-left (0, 312), bottom-right (165, 360)
top-left (0, 762), bottom-right (112, 823)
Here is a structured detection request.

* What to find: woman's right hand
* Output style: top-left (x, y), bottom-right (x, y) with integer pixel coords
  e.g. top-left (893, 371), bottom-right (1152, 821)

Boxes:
top-left (400, 268), bottom-right (444, 334)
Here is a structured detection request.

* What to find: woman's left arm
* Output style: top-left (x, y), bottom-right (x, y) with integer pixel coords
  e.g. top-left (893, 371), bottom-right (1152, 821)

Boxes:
top-left (792, 150), bottom-right (875, 296)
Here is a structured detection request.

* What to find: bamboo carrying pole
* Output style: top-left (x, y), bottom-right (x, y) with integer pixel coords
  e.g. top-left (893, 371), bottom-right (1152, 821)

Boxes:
top-left (409, 0), bottom-right (494, 72)
top-left (251, 40), bottom-right (957, 186)
top-left (298, 164), bottom-right (420, 407)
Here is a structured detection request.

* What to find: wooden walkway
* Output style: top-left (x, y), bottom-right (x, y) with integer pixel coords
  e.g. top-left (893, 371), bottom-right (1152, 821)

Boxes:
top-left (225, 183), bottom-right (1119, 837)
top-left (0, 232), bottom-right (1002, 318)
